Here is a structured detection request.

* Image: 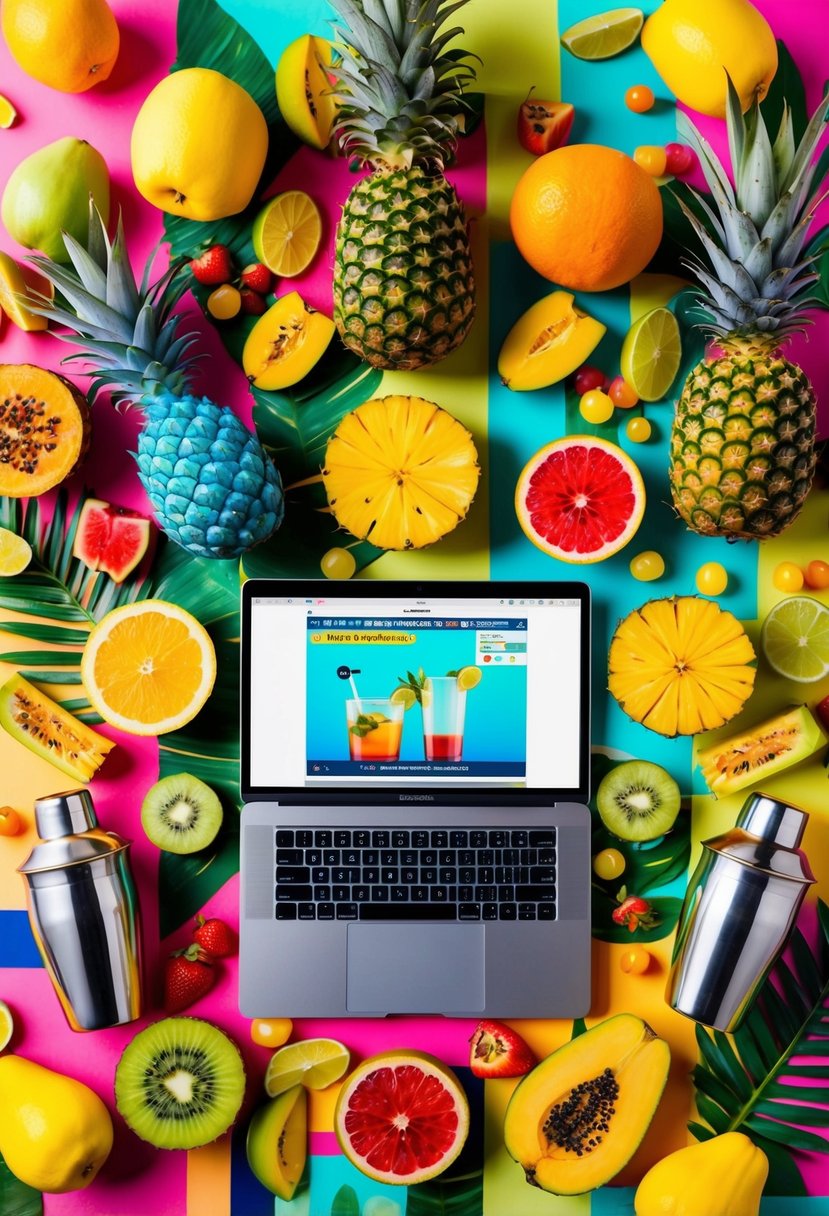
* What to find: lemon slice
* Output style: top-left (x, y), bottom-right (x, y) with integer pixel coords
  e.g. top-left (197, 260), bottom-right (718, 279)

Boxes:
top-left (264, 1037), bottom-right (350, 1097)
top-left (0, 94), bottom-right (17, 129)
top-left (456, 665), bottom-right (482, 691)
top-left (761, 596), bottom-right (829, 683)
top-left (561, 7), bottom-right (644, 59)
top-left (0, 527), bottom-right (32, 576)
top-left (252, 191), bottom-right (322, 277)
top-left (0, 1000), bottom-right (13, 1051)
top-left (81, 599), bottom-right (216, 735)
top-left (620, 307), bottom-right (682, 401)
top-left (390, 686), bottom-right (417, 709)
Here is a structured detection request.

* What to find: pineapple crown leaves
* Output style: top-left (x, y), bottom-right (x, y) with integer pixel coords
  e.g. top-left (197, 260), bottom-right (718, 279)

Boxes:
top-left (25, 202), bottom-right (201, 406)
top-left (328, 0), bottom-right (477, 171)
top-left (675, 74), bottom-right (829, 341)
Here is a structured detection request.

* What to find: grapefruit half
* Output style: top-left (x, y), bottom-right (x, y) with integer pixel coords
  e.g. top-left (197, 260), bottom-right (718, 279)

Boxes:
top-left (515, 436), bottom-right (646, 562)
top-left (334, 1050), bottom-right (469, 1184)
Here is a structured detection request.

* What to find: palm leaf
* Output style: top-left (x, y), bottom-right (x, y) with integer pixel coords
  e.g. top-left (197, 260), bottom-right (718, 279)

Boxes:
top-left (0, 1157), bottom-right (41, 1216)
top-left (689, 899), bottom-right (829, 1194)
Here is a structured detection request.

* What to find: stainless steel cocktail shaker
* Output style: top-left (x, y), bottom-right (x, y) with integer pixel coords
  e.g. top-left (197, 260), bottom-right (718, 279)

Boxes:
top-left (667, 792), bottom-right (815, 1032)
top-left (18, 789), bottom-right (143, 1031)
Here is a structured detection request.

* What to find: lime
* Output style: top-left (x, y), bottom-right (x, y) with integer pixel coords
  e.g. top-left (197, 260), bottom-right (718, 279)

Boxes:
top-left (561, 7), bottom-right (644, 60)
top-left (390, 686), bottom-right (417, 709)
top-left (0, 1000), bottom-right (13, 1051)
top-left (456, 666), bottom-right (482, 691)
top-left (0, 527), bottom-right (32, 577)
top-left (264, 1037), bottom-right (350, 1097)
top-left (760, 596), bottom-right (829, 683)
top-left (252, 190), bottom-right (322, 278)
top-left (620, 307), bottom-right (682, 402)
top-left (0, 94), bottom-right (17, 129)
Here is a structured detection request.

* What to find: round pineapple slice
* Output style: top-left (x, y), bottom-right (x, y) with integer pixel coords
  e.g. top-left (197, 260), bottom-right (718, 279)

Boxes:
top-left (322, 395), bottom-right (480, 550)
top-left (608, 596), bottom-right (757, 738)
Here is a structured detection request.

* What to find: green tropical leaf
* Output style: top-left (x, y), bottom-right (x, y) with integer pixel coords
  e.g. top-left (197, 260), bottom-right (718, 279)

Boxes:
top-left (330, 1184), bottom-right (360, 1216)
top-left (406, 1170), bottom-right (484, 1216)
top-left (0, 1157), bottom-right (42, 1216)
top-left (689, 901), bottom-right (829, 1194)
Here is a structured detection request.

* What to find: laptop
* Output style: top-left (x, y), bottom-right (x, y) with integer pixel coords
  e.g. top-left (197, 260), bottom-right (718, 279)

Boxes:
top-left (239, 579), bottom-right (592, 1018)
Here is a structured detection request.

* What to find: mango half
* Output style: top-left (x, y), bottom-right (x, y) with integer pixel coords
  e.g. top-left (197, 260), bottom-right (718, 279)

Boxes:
top-left (245, 1084), bottom-right (307, 1199)
top-left (504, 1013), bottom-right (670, 1195)
top-left (242, 291), bottom-right (335, 391)
top-left (498, 290), bottom-right (606, 391)
top-left (276, 34), bottom-right (338, 150)
top-left (634, 1132), bottom-right (768, 1215)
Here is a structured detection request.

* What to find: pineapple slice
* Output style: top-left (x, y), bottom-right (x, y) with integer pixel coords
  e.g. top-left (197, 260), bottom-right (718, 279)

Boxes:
top-left (322, 395), bottom-right (480, 550)
top-left (608, 596), bottom-right (756, 738)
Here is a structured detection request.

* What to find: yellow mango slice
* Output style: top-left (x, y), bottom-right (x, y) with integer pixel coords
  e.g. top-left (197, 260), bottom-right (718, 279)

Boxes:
top-left (498, 290), bottom-right (606, 391)
top-left (242, 290), bottom-right (335, 391)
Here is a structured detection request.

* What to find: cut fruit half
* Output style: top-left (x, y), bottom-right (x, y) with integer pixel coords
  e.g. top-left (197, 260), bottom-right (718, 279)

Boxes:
top-left (560, 7), bottom-right (644, 59)
top-left (498, 291), bottom-right (606, 391)
top-left (242, 290), bottom-right (335, 390)
top-left (0, 526), bottom-right (32, 576)
top-left (0, 94), bottom-right (17, 128)
top-left (0, 673), bottom-right (115, 782)
top-left (0, 253), bottom-right (52, 331)
top-left (760, 596), bottom-right (829, 683)
top-left (264, 1037), bottom-right (350, 1097)
top-left (515, 436), bottom-right (645, 563)
top-left (456, 665), bottom-right (482, 691)
top-left (620, 307), bottom-right (681, 401)
top-left (72, 498), bottom-right (152, 583)
top-left (252, 191), bottom-right (322, 277)
top-left (81, 600), bottom-right (216, 736)
top-left (334, 1050), bottom-right (469, 1185)
top-left (596, 759), bottom-right (681, 840)
top-left (0, 999), bottom-right (13, 1051)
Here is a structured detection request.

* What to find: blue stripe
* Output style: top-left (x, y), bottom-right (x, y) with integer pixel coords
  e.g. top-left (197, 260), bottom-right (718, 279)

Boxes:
top-left (230, 1119), bottom-right (277, 1216)
top-left (0, 912), bottom-right (42, 968)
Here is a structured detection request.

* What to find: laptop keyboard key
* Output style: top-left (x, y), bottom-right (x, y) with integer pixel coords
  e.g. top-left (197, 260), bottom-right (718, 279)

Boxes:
top-left (337, 904), bottom-right (358, 919)
top-left (482, 903), bottom-right (498, 919)
top-left (314, 831), bottom-right (332, 847)
top-left (450, 831), bottom-right (468, 847)
top-left (317, 903), bottom-right (335, 919)
top-left (499, 903), bottom-right (517, 919)
top-left (372, 886), bottom-right (389, 901)
top-left (276, 849), bottom-right (302, 864)
top-left (296, 831), bottom-right (313, 847)
top-left (333, 885), bottom-right (350, 901)
top-left (353, 831), bottom-right (370, 846)
top-left (360, 903), bottom-right (453, 920)
top-left (511, 830), bottom-right (529, 846)
top-left (391, 886), bottom-right (408, 901)
top-left (314, 886), bottom-right (331, 901)
top-left (538, 903), bottom-right (557, 919)
top-left (334, 831), bottom-right (351, 847)
top-left (531, 867), bottom-right (556, 884)
top-left (412, 831), bottom-right (429, 847)
top-left (391, 831), bottom-right (409, 847)
top-left (276, 866), bottom-right (310, 883)
top-left (401, 867), bottom-right (418, 883)
top-left (276, 904), bottom-right (297, 919)
top-left (518, 904), bottom-right (537, 920)
top-left (529, 830), bottom-right (556, 847)
top-left (276, 830), bottom-right (294, 847)
top-left (323, 849), bottom-right (340, 866)
top-left (298, 904), bottom-right (316, 919)
top-left (459, 904), bottom-right (481, 920)
top-left (372, 831), bottom-right (390, 847)
top-left (430, 831), bottom-right (448, 847)
top-left (353, 886), bottom-right (370, 901)
top-left (312, 868), bottom-right (329, 883)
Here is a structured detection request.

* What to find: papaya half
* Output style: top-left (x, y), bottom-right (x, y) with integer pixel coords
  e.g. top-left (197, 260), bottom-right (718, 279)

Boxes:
top-left (242, 291), bottom-right (335, 391)
top-left (498, 290), bottom-right (606, 391)
top-left (504, 1012), bottom-right (670, 1195)
top-left (0, 364), bottom-right (91, 497)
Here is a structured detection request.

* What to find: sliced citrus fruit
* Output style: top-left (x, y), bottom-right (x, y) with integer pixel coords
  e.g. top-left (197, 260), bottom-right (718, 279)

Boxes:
top-left (760, 596), bottom-right (829, 683)
top-left (334, 1050), bottom-right (470, 1184)
top-left (620, 307), bottom-right (682, 402)
top-left (456, 665), bottom-right (482, 690)
top-left (81, 600), bottom-right (216, 736)
top-left (264, 1037), bottom-right (350, 1097)
top-left (252, 191), bottom-right (322, 277)
top-left (0, 527), bottom-right (32, 576)
top-left (390, 685), bottom-right (417, 709)
top-left (0, 94), bottom-right (17, 129)
top-left (0, 251), bottom-right (53, 332)
top-left (561, 7), bottom-right (644, 59)
top-left (515, 436), bottom-right (646, 563)
top-left (0, 1000), bottom-right (13, 1051)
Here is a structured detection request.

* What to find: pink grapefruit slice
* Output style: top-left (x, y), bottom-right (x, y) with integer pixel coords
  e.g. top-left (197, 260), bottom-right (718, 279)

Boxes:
top-left (334, 1050), bottom-right (469, 1185)
top-left (515, 435), bottom-right (645, 562)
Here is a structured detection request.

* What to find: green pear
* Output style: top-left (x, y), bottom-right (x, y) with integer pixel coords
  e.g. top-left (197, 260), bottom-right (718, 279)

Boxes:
top-left (245, 1084), bottom-right (307, 1198)
top-left (1, 137), bottom-right (110, 262)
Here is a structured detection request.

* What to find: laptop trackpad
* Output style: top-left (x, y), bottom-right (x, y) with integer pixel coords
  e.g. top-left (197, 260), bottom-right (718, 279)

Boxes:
top-left (346, 923), bottom-right (485, 1014)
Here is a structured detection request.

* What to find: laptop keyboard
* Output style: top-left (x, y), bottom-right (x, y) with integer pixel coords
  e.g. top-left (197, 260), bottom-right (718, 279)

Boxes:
top-left (273, 827), bottom-right (557, 922)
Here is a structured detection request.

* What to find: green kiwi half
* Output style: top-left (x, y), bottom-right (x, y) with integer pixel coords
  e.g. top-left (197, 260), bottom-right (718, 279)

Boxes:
top-left (596, 759), bottom-right (681, 841)
top-left (115, 1017), bottom-right (246, 1149)
top-left (140, 772), bottom-right (222, 854)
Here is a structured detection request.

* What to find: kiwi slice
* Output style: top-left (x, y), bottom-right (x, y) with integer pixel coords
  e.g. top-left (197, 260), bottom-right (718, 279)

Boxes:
top-left (596, 760), bottom-right (680, 841)
top-left (141, 772), bottom-right (222, 854)
top-left (115, 1017), bottom-right (246, 1149)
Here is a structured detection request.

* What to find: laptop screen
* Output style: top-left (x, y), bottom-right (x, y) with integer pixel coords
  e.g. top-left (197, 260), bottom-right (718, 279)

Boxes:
top-left (241, 580), bottom-right (590, 803)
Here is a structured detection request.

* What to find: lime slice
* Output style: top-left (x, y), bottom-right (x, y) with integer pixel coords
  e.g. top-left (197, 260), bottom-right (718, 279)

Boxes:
top-left (561, 7), bottom-right (644, 59)
top-left (390, 686), bottom-right (417, 709)
top-left (252, 191), bottom-right (322, 277)
top-left (0, 94), bottom-right (17, 129)
top-left (264, 1037), bottom-right (350, 1097)
top-left (0, 1000), bottom-right (13, 1051)
top-left (456, 666), bottom-right (482, 691)
top-left (0, 527), bottom-right (32, 577)
top-left (761, 596), bottom-right (829, 683)
top-left (620, 307), bottom-right (682, 402)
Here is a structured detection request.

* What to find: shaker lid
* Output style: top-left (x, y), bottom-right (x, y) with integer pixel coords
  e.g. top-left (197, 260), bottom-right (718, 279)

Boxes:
top-left (18, 789), bottom-right (130, 875)
top-left (704, 792), bottom-right (815, 884)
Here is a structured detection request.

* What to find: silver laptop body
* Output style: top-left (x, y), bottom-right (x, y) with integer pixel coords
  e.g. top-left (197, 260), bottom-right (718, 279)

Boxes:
top-left (239, 579), bottom-right (592, 1018)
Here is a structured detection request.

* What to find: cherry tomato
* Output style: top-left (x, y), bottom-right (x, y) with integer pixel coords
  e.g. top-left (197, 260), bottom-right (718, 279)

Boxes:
top-left (206, 284), bottom-right (241, 320)
top-left (665, 141), bottom-right (695, 176)
top-left (593, 848), bottom-right (626, 880)
top-left (696, 562), bottom-right (728, 596)
top-left (574, 364), bottom-right (607, 396)
top-left (608, 376), bottom-right (639, 409)
top-left (773, 561), bottom-right (804, 593)
top-left (804, 559), bottom-right (829, 590)
top-left (250, 1018), bottom-right (293, 1047)
top-left (580, 389), bottom-right (614, 424)
top-left (0, 806), bottom-right (21, 836)
top-left (321, 547), bottom-right (357, 580)
top-left (634, 145), bottom-right (668, 177)
top-left (620, 946), bottom-right (651, 975)
top-left (626, 416), bottom-right (652, 443)
top-left (630, 551), bottom-right (665, 582)
top-left (625, 84), bottom-right (655, 113)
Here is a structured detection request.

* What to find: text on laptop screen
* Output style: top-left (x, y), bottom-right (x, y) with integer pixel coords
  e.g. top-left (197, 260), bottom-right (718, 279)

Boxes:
top-left (248, 593), bottom-right (584, 790)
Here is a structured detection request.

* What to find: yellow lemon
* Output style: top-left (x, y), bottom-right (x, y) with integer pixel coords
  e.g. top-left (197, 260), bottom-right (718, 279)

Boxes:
top-left (2, 0), bottom-right (119, 93)
top-left (131, 68), bottom-right (269, 221)
top-left (641, 0), bottom-right (777, 117)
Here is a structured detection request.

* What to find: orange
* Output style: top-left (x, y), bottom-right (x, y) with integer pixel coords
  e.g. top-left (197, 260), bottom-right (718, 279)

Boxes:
top-left (510, 145), bottom-right (663, 293)
top-left (2, 0), bottom-right (119, 93)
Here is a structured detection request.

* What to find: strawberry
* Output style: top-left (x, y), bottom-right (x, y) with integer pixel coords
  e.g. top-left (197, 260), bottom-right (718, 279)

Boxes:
top-left (240, 263), bottom-right (273, 295)
top-left (193, 914), bottom-right (237, 959)
top-left (190, 244), bottom-right (234, 286)
top-left (239, 287), bottom-right (268, 316)
top-left (163, 944), bottom-right (215, 1013)
top-left (612, 893), bottom-right (661, 933)
top-left (469, 1019), bottom-right (536, 1078)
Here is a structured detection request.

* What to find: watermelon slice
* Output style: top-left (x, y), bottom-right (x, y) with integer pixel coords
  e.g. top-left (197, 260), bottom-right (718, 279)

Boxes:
top-left (73, 498), bottom-right (153, 583)
top-left (515, 436), bottom-right (645, 562)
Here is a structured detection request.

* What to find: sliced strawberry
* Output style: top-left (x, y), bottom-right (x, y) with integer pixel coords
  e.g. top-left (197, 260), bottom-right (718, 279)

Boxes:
top-left (163, 943), bottom-right (215, 1013)
top-left (193, 915), bottom-right (237, 959)
top-left (190, 244), bottom-right (235, 286)
top-left (517, 99), bottom-right (575, 156)
top-left (612, 894), bottom-right (661, 933)
top-left (469, 1019), bottom-right (536, 1078)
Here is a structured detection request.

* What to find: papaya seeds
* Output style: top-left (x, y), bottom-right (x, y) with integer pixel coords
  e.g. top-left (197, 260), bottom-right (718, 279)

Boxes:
top-left (0, 364), bottom-right (91, 497)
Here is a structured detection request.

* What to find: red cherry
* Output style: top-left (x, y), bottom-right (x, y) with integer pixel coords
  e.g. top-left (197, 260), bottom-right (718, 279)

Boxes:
top-left (240, 287), bottom-right (268, 315)
top-left (665, 142), bottom-right (696, 176)
top-left (608, 376), bottom-right (639, 409)
top-left (573, 364), bottom-right (606, 395)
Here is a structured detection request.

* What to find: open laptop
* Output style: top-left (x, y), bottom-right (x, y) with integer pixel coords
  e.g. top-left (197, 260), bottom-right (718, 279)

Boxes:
top-left (239, 579), bottom-right (592, 1018)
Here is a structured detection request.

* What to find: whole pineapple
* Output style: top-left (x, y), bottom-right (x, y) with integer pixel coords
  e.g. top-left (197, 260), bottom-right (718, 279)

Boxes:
top-left (670, 79), bottom-right (829, 539)
top-left (329, 0), bottom-right (477, 371)
top-left (28, 211), bottom-right (284, 559)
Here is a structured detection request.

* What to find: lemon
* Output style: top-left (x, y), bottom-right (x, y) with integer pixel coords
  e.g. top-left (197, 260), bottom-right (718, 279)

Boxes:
top-left (252, 191), bottom-right (322, 278)
top-left (390, 686), bottom-right (417, 709)
top-left (0, 93), bottom-right (17, 128)
top-left (561, 7), bottom-right (644, 59)
top-left (620, 307), bottom-right (681, 402)
top-left (760, 596), bottom-right (829, 683)
top-left (0, 527), bottom-right (32, 576)
top-left (456, 665), bottom-right (482, 691)
top-left (0, 1000), bottom-right (13, 1051)
top-left (264, 1037), bottom-right (350, 1098)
